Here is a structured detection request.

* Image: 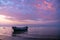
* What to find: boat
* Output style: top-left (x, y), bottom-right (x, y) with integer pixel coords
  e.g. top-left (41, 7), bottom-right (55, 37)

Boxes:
top-left (12, 26), bottom-right (28, 32)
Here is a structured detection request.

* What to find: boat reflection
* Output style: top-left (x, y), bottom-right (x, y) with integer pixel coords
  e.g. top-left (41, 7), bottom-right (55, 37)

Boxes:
top-left (12, 29), bottom-right (28, 36)
top-left (12, 26), bottom-right (28, 36)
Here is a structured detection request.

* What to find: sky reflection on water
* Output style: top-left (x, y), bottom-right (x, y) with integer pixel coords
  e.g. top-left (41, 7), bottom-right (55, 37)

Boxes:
top-left (0, 26), bottom-right (59, 38)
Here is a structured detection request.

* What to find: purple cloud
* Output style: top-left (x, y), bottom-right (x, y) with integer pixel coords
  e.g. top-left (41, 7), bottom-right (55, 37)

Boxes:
top-left (0, 0), bottom-right (59, 25)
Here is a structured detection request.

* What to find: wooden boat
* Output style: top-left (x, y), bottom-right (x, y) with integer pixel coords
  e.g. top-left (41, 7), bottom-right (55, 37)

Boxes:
top-left (12, 26), bottom-right (28, 32)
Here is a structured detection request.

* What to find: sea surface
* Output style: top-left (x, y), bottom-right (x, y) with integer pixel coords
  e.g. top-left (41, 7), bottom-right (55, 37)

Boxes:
top-left (0, 26), bottom-right (60, 40)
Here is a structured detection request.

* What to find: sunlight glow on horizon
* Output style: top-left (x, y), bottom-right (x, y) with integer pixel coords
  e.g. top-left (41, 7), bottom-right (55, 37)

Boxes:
top-left (0, 15), bottom-right (27, 25)
top-left (0, 15), bottom-right (13, 24)
top-left (0, 14), bottom-right (58, 25)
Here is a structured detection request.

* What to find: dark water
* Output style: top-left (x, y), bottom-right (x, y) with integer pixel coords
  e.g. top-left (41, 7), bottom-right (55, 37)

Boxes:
top-left (0, 26), bottom-right (60, 40)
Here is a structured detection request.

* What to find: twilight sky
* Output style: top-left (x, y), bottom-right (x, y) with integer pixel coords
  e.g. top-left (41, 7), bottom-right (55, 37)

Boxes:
top-left (0, 0), bottom-right (59, 25)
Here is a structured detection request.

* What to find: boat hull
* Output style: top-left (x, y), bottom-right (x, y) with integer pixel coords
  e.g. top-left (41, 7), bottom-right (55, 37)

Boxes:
top-left (12, 27), bottom-right (28, 32)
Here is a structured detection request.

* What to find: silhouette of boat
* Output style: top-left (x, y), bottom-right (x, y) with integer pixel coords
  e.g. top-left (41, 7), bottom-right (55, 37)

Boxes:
top-left (12, 26), bottom-right (28, 32)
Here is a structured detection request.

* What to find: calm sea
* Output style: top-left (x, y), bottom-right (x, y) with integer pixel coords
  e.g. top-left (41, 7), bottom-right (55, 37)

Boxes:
top-left (0, 26), bottom-right (60, 40)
